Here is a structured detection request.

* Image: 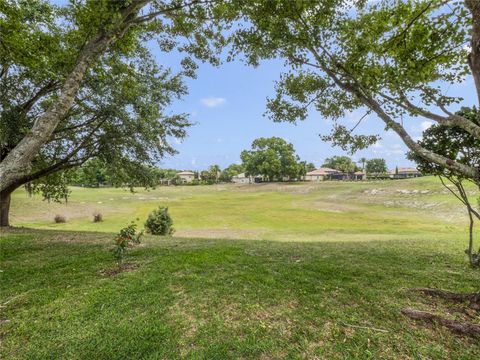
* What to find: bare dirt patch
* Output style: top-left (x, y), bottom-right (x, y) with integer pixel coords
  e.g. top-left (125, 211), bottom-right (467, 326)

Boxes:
top-left (175, 228), bottom-right (264, 240)
top-left (230, 182), bottom-right (318, 194)
top-left (99, 263), bottom-right (139, 277)
top-left (308, 200), bottom-right (359, 213)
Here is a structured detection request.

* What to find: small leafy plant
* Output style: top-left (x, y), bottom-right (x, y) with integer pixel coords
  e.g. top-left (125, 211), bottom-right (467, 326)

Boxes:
top-left (93, 212), bottom-right (103, 222)
top-left (144, 206), bottom-right (174, 235)
top-left (113, 222), bottom-right (143, 263)
top-left (54, 214), bottom-right (66, 223)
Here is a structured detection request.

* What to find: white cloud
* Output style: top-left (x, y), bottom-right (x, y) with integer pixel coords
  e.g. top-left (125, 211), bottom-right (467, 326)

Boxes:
top-left (410, 120), bottom-right (434, 134)
top-left (191, 158), bottom-right (196, 166)
top-left (371, 141), bottom-right (406, 157)
top-left (345, 110), bottom-right (370, 124)
top-left (420, 121), bottom-right (434, 131)
top-left (372, 141), bottom-right (383, 149)
top-left (201, 97), bottom-right (226, 108)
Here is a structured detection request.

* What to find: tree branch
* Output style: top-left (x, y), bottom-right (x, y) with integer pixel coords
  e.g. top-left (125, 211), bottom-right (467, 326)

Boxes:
top-left (301, 40), bottom-right (479, 181)
top-left (18, 80), bottom-right (59, 115)
top-left (466, 0), bottom-right (480, 106)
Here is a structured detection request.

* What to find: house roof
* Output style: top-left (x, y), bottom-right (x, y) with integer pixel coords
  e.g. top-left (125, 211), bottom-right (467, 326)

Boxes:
top-left (390, 167), bottom-right (420, 174)
top-left (354, 171), bottom-right (366, 175)
top-left (306, 167), bottom-right (340, 176)
top-left (233, 172), bottom-right (246, 178)
top-left (177, 171), bottom-right (195, 175)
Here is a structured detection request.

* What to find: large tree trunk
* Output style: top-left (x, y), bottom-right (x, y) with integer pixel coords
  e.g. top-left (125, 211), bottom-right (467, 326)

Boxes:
top-left (466, 0), bottom-right (480, 106)
top-left (0, 189), bottom-right (12, 227)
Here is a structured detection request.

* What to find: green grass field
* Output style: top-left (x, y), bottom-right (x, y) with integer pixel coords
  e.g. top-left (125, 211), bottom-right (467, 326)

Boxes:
top-left (2, 177), bottom-right (480, 359)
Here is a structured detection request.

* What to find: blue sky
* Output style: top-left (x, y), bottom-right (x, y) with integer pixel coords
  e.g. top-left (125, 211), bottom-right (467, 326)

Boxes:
top-left (154, 47), bottom-right (475, 171)
top-left (49, 0), bottom-right (475, 172)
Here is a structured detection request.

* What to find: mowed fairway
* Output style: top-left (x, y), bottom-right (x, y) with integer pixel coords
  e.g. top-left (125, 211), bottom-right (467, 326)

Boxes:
top-left (2, 177), bottom-right (480, 359)
top-left (9, 176), bottom-right (480, 242)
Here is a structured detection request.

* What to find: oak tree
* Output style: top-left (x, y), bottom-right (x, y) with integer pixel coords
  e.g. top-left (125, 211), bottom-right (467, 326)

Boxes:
top-left (232, 0), bottom-right (480, 185)
top-left (0, 0), bottom-right (230, 226)
top-left (240, 137), bottom-right (302, 181)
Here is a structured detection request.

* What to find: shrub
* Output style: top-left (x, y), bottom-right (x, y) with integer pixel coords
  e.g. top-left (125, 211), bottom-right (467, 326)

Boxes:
top-left (113, 222), bottom-right (143, 263)
top-left (144, 206), bottom-right (174, 235)
top-left (54, 214), bottom-right (66, 223)
top-left (93, 212), bottom-right (103, 222)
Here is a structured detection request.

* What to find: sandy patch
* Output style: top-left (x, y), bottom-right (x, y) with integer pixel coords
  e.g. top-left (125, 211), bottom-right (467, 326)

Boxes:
top-left (174, 228), bottom-right (264, 240)
top-left (308, 200), bottom-right (359, 213)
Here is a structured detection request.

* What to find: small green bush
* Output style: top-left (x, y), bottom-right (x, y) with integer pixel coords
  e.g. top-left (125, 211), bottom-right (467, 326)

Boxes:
top-left (113, 222), bottom-right (143, 263)
top-left (144, 207), bottom-right (174, 235)
top-left (54, 214), bottom-right (66, 223)
top-left (93, 212), bottom-right (103, 222)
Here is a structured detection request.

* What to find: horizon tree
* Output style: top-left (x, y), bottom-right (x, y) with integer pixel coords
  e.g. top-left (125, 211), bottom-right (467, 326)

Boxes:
top-left (219, 163), bottom-right (244, 182)
top-left (298, 161), bottom-right (316, 180)
top-left (240, 137), bottom-right (302, 182)
top-left (322, 156), bottom-right (357, 173)
top-left (358, 157), bottom-right (367, 171)
top-left (209, 164), bottom-right (221, 184)
top-left (365, 158), bottom-right (388, 175)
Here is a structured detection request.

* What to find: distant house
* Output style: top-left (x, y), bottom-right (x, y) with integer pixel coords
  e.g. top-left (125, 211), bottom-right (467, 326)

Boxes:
top-left (177, 171), bottom-right (195, 183)
top-left (232, 172), bottom-right (250, 184)
top-left (305, 167), bottom-right (341, 181)
top-left (232, 173), bottom-right (263, 184)
top-left (390, 167), bottom-right (422, 179)
top-left (366, 172), bottom-right (390, 180)
top-left (305, 167), bottom-right (366, 181)
top-left (354, 171), bottom-right (366, 181)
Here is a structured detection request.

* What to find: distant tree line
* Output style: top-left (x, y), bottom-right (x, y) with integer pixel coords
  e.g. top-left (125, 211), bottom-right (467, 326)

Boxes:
top-left (66, 137), bottom-right (393, 187)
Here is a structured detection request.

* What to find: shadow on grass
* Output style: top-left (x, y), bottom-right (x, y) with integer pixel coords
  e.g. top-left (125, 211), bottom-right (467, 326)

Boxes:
top-left (1, 228), bottom-right (479, 359)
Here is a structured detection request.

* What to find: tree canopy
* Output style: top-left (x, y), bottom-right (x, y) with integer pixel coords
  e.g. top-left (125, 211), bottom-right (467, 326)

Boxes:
top-left (219, 163), bottom-right (245, 182)
top-left (366, 158), bottom-right (387, 175)
top-left (240, 137), bottom-right (302, 181)
top-left (322, 156), bottom-right (358, 173)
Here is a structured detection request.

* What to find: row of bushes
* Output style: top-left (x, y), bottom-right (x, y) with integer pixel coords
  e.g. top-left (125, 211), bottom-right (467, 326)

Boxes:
top-left (54, 207), bottom-right (174, 235)
top-left (53, 206), bottom-right (175, 266)
top-left (54, 207), bottom-right (174, 236)
top-left (54, 212), bottom-right (103, 224)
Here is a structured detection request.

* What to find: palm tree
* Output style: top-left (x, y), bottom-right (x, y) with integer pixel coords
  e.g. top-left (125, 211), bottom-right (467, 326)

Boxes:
top-left (359, 157), bottom-right (367, 171)
top-left (209, 164), bottom-right (221, 183)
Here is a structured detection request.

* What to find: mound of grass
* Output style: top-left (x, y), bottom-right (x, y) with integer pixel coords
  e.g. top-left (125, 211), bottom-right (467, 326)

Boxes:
top-left (1, 229), bottom-right (479, 359)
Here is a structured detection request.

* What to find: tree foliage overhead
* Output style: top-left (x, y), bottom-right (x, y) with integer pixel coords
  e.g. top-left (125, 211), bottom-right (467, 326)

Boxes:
top-left (240, 137), bottom-right (302, 181)
top-left (409, 107), bottom-right (480, 179)
top-left (231, 0), bottom-right (480, 183)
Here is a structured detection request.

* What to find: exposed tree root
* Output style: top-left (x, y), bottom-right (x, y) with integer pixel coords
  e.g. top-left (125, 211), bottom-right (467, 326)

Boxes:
top-left (402, 308), bottom-right (480, 338)
top-left (409, 288), bottom-right (480, 311)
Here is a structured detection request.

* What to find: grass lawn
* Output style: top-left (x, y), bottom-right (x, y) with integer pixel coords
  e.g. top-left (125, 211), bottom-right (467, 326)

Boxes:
top-left (1, 177), bottom-right (480, 358)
